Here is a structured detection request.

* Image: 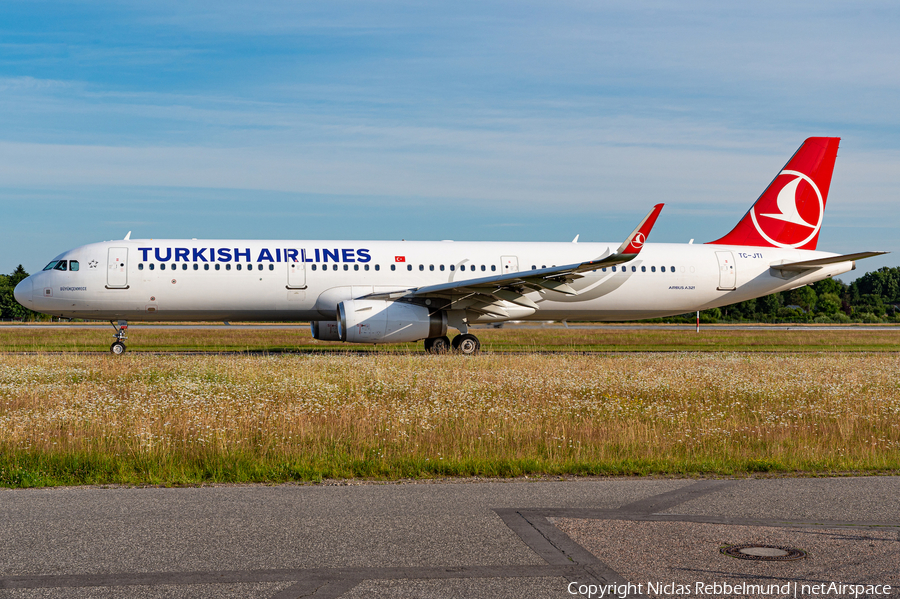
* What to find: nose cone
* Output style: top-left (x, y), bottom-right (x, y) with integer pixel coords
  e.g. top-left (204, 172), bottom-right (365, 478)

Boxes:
top-left (14, 277), bottom-right (33, 309)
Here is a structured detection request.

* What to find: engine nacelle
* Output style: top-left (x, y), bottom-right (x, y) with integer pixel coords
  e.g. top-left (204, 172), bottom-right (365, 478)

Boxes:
top-left (337, 300), bottom-right (447, 344)
top-left (310, 321), bottom-right (342, 341)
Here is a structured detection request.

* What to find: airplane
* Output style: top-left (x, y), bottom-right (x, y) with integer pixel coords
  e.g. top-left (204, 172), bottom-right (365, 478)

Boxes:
top-left (13, 137), bottom-right (886, 355)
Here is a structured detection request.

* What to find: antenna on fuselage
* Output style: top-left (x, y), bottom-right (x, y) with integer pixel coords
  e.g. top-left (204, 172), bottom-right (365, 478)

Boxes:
top-left (124, 231), bottom-right (132, 240)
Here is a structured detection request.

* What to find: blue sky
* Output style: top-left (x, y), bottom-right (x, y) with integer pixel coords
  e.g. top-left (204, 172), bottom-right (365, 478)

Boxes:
top-left (2, 1), bottom-right (899, 280)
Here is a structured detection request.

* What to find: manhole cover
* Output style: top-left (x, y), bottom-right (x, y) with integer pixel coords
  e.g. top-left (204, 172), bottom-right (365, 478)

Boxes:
top-left (721, 544), bottom-right (807, 561)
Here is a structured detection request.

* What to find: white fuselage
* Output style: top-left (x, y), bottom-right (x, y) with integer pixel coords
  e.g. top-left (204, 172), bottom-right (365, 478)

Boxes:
top-left (17, 239), bottom-right (851, 323)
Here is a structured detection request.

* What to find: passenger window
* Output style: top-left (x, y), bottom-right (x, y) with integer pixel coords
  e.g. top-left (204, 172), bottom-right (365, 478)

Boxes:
top-left (429, 265), bottom-right (434, 271)
top-left (215, 264), bottom-right (221, 271)
top-left (193, 264), bottom-right (199, 271)
top-left (471, 265), bottom-right (476, 271)
top-left (204, 264), bottom-right (209, 271)
top-left (450, 265), bottom-right (455, 271)
top-left (312, 264), bottom-right (317, 271)
top-left (532, 265), bottom-right (536, 270)
top-left (439, 264), bottom-right (444, 271)
top-left (226, 264), bottom-right (231, 271)
top-left (182, 264), bottom-right (187, 270)
top-left (641, 266), bottom-right (646, 272)
top-left (374, 264), bottom-right (379, 271)
top-left (138, 263), bottom-right (144, 271)
top-left (391, 264), bottom-right (396, 271)
top-left (481, 265), bottom-right (486, 271)
top-left (354, 264), bottom-right (359, 271)
top-left (651, 266), bottom-right (656, 272)
top-left (69, 261), bottom-right (79, 271)
top-left (43, 261), bottom-right (59, 271)
top-left (670, 266), bottom-right (675, 272)
top-left (541, 265), bottom-right (546, 269)
top-left (419, 264), bottom-right (424, 271)
top-left (332, 264), bottom-right (337, 271)
top-left (491, 265), bottom-right (496, 272)
top-left (631, 266), bottom-right (636, 272)
top-left (161, 264), bottom-right (167, 271)
top-left (236, 264), bottom-right (241, 271)
top-left (54, 261), bottom-right (68, 271)
top-left (602, 268), bottom-right (607, 272)
top-left (150, 264), bottom-right (155, 271)
top-left (408, 264), bottom-right (413, 271)
top-left (271, 264), bottom-right (275, 271)
top-left (344, 264), bottom-right (349, 271)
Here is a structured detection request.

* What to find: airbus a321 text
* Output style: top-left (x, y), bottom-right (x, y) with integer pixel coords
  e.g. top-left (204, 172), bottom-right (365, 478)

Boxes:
top-left (14, 137), bottom-right (886, 354)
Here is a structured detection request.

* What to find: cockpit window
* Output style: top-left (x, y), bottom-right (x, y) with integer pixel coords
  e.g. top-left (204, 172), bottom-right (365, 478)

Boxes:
top-left (43, 261), bottom-right (59, 271)
top-left (69, 260), bottom-right (79, 272)
top-left (53, 261), bottom-right (68, 271)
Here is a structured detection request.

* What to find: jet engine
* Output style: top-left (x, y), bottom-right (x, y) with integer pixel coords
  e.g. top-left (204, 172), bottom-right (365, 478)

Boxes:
top-left (337, 300), bottom-right (447, 344)
top-left (310, 320), bottom-right (342, 341)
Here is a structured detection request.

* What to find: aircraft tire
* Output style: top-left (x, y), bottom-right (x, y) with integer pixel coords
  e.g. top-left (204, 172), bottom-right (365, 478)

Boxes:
top-left (110, 341), bottom-right (126, 355)
top-left (454, 334), bottom-right (480, 356)
top-left (430, 336), bottom-right (451, 354)
top-left (424, 337), bottom-right (434, 352)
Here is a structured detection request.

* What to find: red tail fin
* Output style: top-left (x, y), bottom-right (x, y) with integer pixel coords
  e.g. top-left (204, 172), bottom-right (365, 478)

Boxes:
top-left (708, 137), bottom-right (840, 250)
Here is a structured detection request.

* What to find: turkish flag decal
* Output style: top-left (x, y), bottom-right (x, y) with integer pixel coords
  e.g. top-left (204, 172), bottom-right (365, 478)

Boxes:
top-left (395, 256), bottom-right (406, 262)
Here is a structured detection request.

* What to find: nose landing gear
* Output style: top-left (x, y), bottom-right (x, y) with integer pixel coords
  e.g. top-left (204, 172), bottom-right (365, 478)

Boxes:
top-left (110, 320), bottom-right (128, 354)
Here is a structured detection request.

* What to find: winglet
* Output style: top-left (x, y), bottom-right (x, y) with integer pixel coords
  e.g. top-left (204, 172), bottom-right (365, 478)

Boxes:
top-left (615, 203), bottom-right (664, 256)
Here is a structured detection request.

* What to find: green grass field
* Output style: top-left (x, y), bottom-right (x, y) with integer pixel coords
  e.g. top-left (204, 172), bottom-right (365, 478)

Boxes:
top-left (1, 323), bottom-right (899, 352)
top-left (1, 344), bottom-right (899, 487)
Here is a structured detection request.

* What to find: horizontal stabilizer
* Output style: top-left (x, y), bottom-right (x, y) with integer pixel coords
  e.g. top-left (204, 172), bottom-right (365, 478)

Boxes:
top-left (771, 251), bottom-right (887, 272)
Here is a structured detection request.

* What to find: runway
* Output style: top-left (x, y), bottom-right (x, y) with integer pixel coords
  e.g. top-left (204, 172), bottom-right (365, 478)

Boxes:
top-left (2, 478), bottom-right (898, 598)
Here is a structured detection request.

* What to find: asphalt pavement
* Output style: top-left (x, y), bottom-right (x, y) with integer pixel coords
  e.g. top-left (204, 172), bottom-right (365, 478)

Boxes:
top-left (1, 477), bottom-right (898, 598)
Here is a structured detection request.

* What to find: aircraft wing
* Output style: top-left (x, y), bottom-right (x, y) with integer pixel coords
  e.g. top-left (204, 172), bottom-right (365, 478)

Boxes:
top-left (770, 251), bottom-right (888, 273)
top-left (362, 204), bottom-right (664, 312)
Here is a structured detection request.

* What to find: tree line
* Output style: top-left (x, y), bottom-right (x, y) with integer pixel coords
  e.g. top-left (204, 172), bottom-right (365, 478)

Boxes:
top-left (671, 266), bottom-right (900, 323)
top-left (0, 265), bottom-right (36, 320)
top-left (2, 264), bottom-right (900, 323)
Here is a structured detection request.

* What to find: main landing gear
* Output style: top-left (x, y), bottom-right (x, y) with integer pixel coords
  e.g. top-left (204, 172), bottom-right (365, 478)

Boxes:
top-left (424, 333), bottom-right (481, 355)
top-left (424, 335), bottom-right (451, 354)
top-left (110, 320), bottom-right (128, 354)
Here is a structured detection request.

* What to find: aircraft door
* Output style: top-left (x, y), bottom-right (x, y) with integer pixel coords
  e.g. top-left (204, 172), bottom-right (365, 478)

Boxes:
top-left (288, 260), bottom-right (306, 289)
top-left (716, 251), bottom-right (736, 290)
top-left (107, 247), bottom-right (129, 288)
top-left (501, 255), bottom-right (519, 274)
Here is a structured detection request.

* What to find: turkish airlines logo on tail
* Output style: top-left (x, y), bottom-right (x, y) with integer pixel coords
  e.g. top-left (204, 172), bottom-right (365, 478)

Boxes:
top-left (750, 169), bottom-right (824, 248)
top-left (631, 232), bottom-right (646, 249)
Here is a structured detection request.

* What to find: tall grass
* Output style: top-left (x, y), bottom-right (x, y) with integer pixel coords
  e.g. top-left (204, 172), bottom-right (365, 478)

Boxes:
top-left (1, 353), bottom-right (898, 486)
